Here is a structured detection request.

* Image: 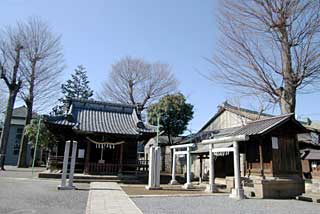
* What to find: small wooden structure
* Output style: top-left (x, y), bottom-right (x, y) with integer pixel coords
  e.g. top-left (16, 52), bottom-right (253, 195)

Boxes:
top-left (44, 99), bottom-right (155, 178)
top-left (192, 113), bottom-right (306, 198)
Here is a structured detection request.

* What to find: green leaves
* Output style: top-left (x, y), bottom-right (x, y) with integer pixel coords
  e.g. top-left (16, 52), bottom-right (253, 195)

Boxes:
top-left (147, 93), bottom-right (194, 139)
top-left (61, 65), bottom-right (94, 100)
top-left (24, 118), bottom-right (56, 148)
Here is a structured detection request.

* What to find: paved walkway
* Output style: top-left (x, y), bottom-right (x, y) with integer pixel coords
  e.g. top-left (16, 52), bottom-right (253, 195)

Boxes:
top-left (86, 182), bottom-right (142, 214)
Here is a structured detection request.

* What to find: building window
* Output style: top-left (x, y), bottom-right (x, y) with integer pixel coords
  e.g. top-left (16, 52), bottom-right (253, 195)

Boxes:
top-left (13, 143), bottom-right (20, 155)
top-left (16, 128), bottom-right (23, 140)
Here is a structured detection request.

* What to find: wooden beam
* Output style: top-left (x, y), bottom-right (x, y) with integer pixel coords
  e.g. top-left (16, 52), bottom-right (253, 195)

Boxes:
top-left (259, 140), bottom-right (265, 178)
top-left (84, 141), bottom-right (91, 174)
top-left (119, 143), bottom-right (124, 173)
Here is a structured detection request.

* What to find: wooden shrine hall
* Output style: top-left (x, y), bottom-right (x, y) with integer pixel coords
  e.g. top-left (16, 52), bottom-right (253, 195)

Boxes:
top-left (44, 98), bottom-right (156, 178)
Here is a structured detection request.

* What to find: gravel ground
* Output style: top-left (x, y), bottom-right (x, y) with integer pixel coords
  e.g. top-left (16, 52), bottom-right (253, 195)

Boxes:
top-left (0, 167), bottom-right (89, 214)
top-left (133, 195), bottom-right (320, 214)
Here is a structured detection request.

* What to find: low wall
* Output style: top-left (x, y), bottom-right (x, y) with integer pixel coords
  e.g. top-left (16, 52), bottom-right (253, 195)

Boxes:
top-left (253, 178), bottom-right (305, 199)
top-left (305, 179), bottom-right (320, 194)
top-left (225, 176), bottom-right (305, 199)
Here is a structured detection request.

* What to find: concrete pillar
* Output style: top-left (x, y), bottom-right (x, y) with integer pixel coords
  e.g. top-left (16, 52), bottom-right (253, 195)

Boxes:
top-left (240, 153), bottom-right (246, 177)
top-left (68, 140), bottom-right (78, 189)
top-left (206, 143), bottom-right (217, 192)
top-left (183, 147), bottom-right (193, 189)
top-left (170, 148), bottom-right (178, 185)
top-left (155, 146), bottom-right (161, 187)
top-left (146, 146), bottom-right (161, 190)
top-left (58, 140), bottom-right (71, 190)
top-left (230, 141), bottom-right (245, 199)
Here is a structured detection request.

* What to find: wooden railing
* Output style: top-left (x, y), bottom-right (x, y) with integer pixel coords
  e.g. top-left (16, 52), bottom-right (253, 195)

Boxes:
top-left (47, 155), bottom-right (149, 175)
top-left (85, 160), bottom-right (149, 175)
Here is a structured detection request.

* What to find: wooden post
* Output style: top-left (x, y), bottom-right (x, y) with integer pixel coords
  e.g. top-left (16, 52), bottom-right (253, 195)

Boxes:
top-left (119, 143), bottom-right (124, 173)
top-left (84, 141), bottom-right (91, 174)
top-left (259, 140), bottom-right (265, 178)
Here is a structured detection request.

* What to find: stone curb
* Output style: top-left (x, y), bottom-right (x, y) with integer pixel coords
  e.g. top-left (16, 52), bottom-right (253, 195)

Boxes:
top-left (129, 193), bottom-right (229, 198)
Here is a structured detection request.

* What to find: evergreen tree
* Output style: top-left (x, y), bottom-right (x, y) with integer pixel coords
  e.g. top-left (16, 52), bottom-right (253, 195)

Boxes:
top-left (148, 93), bottom-right (194, 145)
top-left (61, 65), bottom-right (93, 99)
top-left (51, 65), bottom-right (93, 115)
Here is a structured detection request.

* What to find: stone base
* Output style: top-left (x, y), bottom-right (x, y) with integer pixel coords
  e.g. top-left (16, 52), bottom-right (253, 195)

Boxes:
top-left (183, 183), bottom-right (194, 189)
top-left (169, 179), bottom-right (179, 185)
top-left (253, 178), bottom-right (305, 198)
top-left (205, 184), bottom-right (218, 193)
top-left (145, 186), bottom-right (162, 190)
top-left (229, 188), bottom-right (245, 200)
top-left (57, 185), bottom-right (75, 190)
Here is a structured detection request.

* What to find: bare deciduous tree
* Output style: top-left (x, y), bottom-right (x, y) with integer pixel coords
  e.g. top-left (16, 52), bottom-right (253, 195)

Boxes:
top-left (209, 0), bottom-right (320, 114)
top-left (0, 26), bottom-right (24, 169)
top-left (0, 82), bottom-right (7, 115)
top-left (17, 17), bottom-right (64, 167)
top-left (100, 57), bottom-right (177, 109)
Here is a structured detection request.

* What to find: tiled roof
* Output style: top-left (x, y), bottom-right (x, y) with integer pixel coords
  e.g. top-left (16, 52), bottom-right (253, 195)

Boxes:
top-left (44, 99), bottom-right (155, 136)
top-left (301, 149), bottom-right (320, 160)
top-left (231, 114), bottom-right (296, 136)
top-left (190, 114), bottom-right (305, 154)
top-left (181, 114), bottom-right (305, 147)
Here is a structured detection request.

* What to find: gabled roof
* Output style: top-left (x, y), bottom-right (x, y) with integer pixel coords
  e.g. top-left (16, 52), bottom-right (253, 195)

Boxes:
top-left (7, 106), bottom-right (37, 119)
top-left (44, 98), bottom-right (155, 136)
top-left (180, 114), bottom-right (306, 148)
top-left (12, 106), bottom-right (27, 118)
top-left (199, 101), bottom-right (273, 132)
top-left (231, 113), bottom-right (304, 136)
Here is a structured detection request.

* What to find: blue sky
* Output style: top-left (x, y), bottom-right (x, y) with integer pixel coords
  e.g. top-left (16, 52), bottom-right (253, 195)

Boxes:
top-left (1, 0), bottom-right (320, 132)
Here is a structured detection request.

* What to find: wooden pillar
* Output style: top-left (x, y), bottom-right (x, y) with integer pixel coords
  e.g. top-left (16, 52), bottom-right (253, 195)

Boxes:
top-left (84, 141), bottom-right (91, 174)
top-left (259, 140), bottom-right (265, 178)
top-left (119, 143), bottom-right (124, 173)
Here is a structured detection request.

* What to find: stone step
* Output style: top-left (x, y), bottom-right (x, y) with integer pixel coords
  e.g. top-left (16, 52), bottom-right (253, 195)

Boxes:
top-left (296, 194), bottom-right (320, 203)
top-left (74, 179), bottom-right (121, 183)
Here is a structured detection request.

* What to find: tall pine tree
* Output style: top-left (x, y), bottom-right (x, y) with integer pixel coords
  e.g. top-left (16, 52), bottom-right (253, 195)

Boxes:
top-left (52, 65), bottom-right (93, 115)
top-left (61, 65), bottom-right (93, 99)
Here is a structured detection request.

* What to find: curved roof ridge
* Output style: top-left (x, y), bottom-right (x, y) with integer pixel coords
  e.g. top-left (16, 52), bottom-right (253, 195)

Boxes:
top-left (68, 98), bottom-right (136, 108)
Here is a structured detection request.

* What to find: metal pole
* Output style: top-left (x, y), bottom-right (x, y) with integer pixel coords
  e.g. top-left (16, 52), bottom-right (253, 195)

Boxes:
top-left (32, 117), bottom-right (42, 176)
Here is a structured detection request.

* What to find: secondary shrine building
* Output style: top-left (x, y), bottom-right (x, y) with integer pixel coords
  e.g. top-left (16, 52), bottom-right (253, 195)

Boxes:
top-left (44, 99), bottom-right (155, 175)
top-left (179, 102), bottom-right (307, 198)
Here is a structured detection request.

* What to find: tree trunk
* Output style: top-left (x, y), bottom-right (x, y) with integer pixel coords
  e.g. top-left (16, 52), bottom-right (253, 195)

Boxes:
top-left (17, 101), bottom-right (33, 167)
top-left (279, 22), bottom-right (296, 114)
top-left (17, 61), bottom-right (36, 168)
top-left (279, 86), bottom-right (296, 114)
top-left (0, 89), bottom-right (19, 170)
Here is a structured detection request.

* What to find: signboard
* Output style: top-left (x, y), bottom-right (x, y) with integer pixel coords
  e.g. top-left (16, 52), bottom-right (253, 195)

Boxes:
top-left (272, 137), bottom-right (278, 149)
top-left (78, 149), bottom-right (85, 158)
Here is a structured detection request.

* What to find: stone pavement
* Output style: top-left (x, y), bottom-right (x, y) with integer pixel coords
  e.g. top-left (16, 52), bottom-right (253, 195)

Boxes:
top-left (86, 182), bottom-right (142, 214)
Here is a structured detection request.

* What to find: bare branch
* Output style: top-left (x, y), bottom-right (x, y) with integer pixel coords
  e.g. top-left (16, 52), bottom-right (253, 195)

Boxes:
top-left (208, 0), bottom-right (320, 114)
top-left (99, 56), bottom-right (178, 109)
